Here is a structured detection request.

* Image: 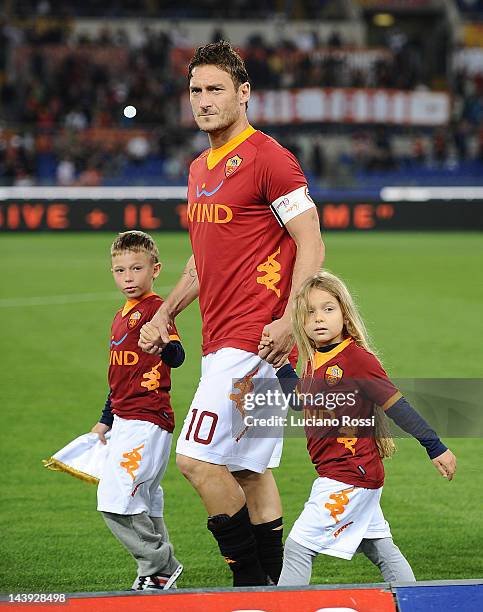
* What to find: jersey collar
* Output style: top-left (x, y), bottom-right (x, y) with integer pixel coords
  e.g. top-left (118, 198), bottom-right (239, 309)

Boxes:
top-left (313, 337), bottom-right (352, 370)
top-left (206, 124), bottom-right (256, 170)
top-left (121, 292), bottom-right (155, 317)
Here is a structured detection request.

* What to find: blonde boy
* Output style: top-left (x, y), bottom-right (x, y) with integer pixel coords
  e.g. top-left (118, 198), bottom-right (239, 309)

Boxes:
top-left (91, 231), bottom-right (184, 590)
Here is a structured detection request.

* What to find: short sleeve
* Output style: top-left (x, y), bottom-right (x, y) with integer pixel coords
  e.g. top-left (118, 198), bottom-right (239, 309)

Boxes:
top-left (357, 352), bottom-right (399, 407)
top-left (255, 140), bottom-right (307, 205)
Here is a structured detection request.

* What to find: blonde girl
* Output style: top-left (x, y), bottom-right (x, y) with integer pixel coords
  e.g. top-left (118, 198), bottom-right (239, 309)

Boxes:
top-left (261, 270), bottom-right (456, 586)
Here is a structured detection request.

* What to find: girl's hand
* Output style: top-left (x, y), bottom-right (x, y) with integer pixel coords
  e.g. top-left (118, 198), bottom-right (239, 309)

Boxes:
top-left (257, 334), bottom-right (273, 352)
top-left (258, 319), bottom-right (293, 367)
top-left (431, 448), bottom-right (456, 481)
top-left (276, 359), bottom-right (290, 370)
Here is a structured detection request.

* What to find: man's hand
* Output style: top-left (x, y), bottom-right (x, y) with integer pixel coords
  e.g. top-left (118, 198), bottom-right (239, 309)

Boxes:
top-left (91, 422), bottom-right (110, 445)
top-left (139, 305), bottom-right (172, 354)
top-left (431, 448), bottom-right (457, 481)
top-left (258, 317), bottom-right (294, 368)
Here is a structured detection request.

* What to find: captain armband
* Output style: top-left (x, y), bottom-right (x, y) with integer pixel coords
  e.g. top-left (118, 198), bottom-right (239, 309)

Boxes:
top-left (270, 185), bottom-right (315, 226)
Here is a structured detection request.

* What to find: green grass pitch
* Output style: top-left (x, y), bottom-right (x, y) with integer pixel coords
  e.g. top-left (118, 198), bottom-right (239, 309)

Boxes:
top-left (1, 231), bottom-right (482, 593)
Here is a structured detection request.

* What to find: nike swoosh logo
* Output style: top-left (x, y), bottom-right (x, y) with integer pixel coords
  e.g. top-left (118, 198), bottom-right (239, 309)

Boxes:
top-left (196, 180), bottom-right (224, 198)
top-left (111, 333), bottom-right (128, 346)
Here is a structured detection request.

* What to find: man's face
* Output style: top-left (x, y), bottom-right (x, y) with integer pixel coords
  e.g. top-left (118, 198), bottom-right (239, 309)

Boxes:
top-left (189, 64), bottom-right (250, 134)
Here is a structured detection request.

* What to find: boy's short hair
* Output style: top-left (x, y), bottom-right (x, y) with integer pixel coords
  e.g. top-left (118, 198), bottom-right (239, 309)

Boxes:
top-left (188, 40), bottom-right (249, 89)
top-left (111, 231), bottom-right (159, 264)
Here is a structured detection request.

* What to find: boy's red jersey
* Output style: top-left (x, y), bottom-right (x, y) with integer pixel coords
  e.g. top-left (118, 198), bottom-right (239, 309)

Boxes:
top-left (187, 126), bottom-right (308, 355)
top-left (303, 338), bottom-right (400, 489)
top-left (108, 293), bottom-right (180, 432)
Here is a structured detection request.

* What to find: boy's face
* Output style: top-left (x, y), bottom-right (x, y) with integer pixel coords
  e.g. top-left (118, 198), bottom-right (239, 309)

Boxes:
top-left (111, 250), bottom-right (160, 300)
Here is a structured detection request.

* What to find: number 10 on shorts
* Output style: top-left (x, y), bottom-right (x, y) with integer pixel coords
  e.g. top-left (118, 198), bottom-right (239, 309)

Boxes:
top-left (185, 408), bottom-right (219, 445)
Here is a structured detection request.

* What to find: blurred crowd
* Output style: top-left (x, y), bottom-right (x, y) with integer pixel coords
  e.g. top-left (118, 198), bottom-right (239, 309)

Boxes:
top-left (1, 12), bottom-right (482, 188)
top-left (456, 0), bottom-right (483, 16)
top-left (7, 0), bottom-right (344, 20)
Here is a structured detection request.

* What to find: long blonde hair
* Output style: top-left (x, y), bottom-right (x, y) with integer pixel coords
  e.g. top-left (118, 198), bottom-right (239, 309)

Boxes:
top-left (292, 270), bottom-right (396, 459)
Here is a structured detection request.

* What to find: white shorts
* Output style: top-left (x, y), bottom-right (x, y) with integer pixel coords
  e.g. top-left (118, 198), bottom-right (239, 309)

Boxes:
top-left (176, 348), bottom-right (284, 473)
top-left (97, 415), bottom-right (172, 516)
top-left (289, 477), bottom-right (392, 560)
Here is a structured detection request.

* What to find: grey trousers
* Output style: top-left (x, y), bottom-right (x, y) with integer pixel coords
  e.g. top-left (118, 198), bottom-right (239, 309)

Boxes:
top-left (102, 511), bottom-right (180, 577)
top-left (278, 536), bottom-right (416, 586)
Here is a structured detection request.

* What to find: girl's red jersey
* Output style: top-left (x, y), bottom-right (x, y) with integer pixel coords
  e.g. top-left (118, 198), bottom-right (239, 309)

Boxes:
top-left (303, 338), bottom-right (399, 489)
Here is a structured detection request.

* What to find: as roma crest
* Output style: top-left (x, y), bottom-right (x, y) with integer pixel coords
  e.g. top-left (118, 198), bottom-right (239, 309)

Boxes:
top-left (225, 154), bottom-right (243, 178)
top-left (128, 310), bottom-right (142, 329)
top-left (325, 364), bottom-right (343, 386)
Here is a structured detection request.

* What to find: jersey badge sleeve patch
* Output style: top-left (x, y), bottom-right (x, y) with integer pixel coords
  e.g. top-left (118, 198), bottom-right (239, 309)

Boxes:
top-left (325, 364), bottom-right (344, 386)
top-left (225, 154), bottom-right (243, 178)
top-left (128, 310), bottom-right (142, 329)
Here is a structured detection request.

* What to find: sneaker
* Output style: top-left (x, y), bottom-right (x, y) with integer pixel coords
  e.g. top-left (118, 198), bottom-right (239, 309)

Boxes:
top-left (132, 564), bottom-right (183, 591)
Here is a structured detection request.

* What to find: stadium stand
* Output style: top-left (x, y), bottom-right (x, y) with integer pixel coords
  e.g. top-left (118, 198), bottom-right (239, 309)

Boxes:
top-left (0, 0), bottom-right (482, 194)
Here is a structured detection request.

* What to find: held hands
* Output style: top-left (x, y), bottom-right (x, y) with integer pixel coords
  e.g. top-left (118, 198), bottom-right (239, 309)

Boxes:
top-left (431, 448), bottom-right (457, 481)
top-left (91, 422), bottom-right (110, 445)
top-left (258, 317), bottom-right (294, 369)
top-left (138, 305), bottom-right (172, 354)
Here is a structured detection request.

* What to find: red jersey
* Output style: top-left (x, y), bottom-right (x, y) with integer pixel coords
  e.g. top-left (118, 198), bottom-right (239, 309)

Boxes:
top-left (108, 293), bottom-right (180, 432)
top-left (187, 126), bottom-right (308, 355)
top-left (303, 338), bottom-right (399, 489)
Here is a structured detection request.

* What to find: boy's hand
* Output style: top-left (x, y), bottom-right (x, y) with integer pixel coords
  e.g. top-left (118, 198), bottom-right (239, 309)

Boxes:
top-left (431, 448), bottom-right (457, 481)
top-left (91, 423), bottom-right (110, 445)
top-left (139, 321), bottom-right (166, 354)
top-left (139, 306), bottom-right (172, 354)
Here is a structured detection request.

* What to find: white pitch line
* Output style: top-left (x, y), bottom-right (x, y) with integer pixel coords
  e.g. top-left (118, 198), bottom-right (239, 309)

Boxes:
top-left (0, 288), bottom-right (171, 308)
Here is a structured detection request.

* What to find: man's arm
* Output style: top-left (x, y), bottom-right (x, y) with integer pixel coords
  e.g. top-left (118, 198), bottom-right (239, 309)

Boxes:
top-left (139, 255), bottom-right (199, 354)
top-left (259, 207), bottom-right (324, 366)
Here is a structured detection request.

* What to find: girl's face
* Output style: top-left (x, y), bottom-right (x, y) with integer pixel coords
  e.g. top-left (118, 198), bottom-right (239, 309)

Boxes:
top-left (304, 288), bottom-right (344, 348)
